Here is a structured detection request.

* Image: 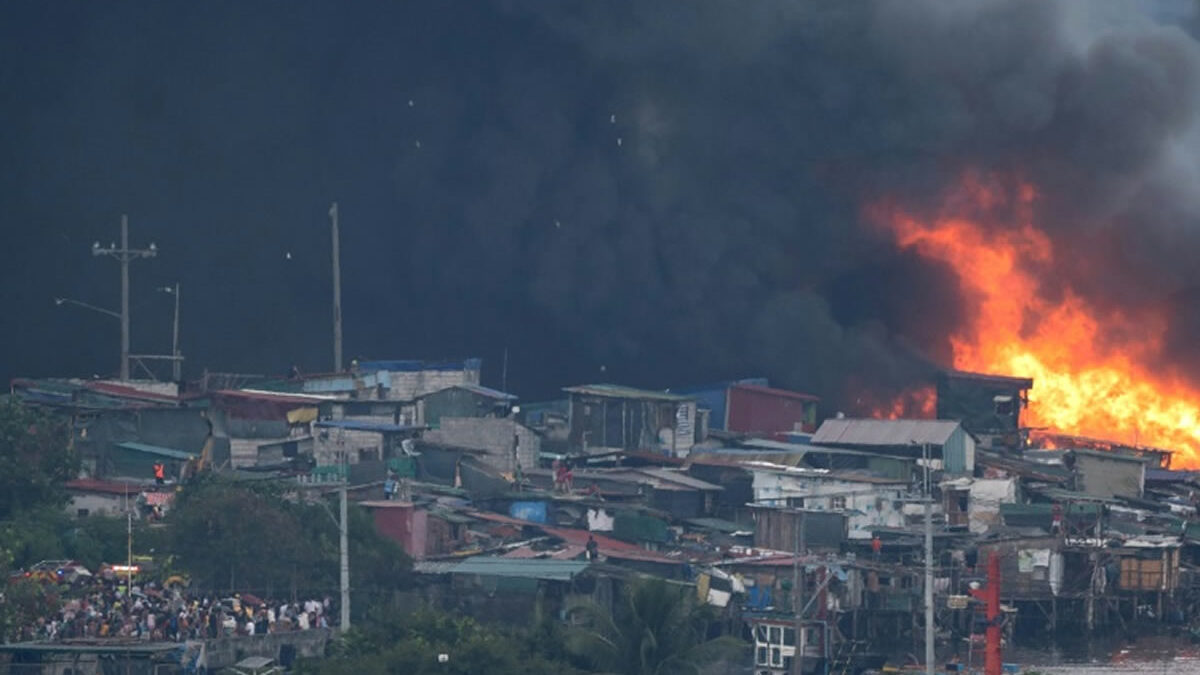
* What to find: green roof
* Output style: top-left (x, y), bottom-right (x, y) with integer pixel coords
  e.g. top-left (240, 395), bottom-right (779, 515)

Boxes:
top-left (450, 556), bottom-right (590, 581)
top-left (684, 517), bottom-right (748, 534)
top-left (115, 441), bottom-right (195, 461)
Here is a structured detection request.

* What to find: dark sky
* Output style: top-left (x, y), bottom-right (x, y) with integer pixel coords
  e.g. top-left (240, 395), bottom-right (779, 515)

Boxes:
top-left (5, 1), bottom-right (1200, 407)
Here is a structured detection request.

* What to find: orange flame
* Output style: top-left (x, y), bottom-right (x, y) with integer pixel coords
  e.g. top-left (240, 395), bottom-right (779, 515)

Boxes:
top-left (860, 385), bottom-right (937, 420)
top-left (873, 172), bottom-right (1200, 468)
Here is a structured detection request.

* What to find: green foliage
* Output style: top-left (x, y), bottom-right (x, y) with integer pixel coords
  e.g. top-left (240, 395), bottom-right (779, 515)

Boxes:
top-left (169, 476), bottom-right (323, 595)
top-left (167, 476), bottom-right (411, 603)
top-left (0, 398), bottom-right (76, 519)
top-left (301, 606), bottom-right (581, 675)
top-left (566, 577), bottom-right (746, 675)
top-left (0, 573), bottom-right (62, 642)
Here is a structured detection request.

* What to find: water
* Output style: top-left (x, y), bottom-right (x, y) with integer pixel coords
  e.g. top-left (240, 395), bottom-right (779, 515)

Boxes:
top-left (1008, 636), bottom-right (1200, 675)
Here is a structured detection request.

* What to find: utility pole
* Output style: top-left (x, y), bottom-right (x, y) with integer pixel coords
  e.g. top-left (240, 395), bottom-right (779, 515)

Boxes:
top-left (792, 508), bottom-right (807, 675)
top-left (92, 215), bottom-right (157, 380)
top-left (339, 457), bottom-right (350, 632)
top-left (330, 202), bottom-right (343, 373)
top-left (924, 442), bottom-right (935, 675)
top-left (126, 485), bottom-right (133, 599)
top-left (170, 283), bottom-right (181, 381)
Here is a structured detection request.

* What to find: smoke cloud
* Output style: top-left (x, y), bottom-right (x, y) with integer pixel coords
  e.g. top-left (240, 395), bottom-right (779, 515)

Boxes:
top-left (3, 1), bottom-right (1200, 408)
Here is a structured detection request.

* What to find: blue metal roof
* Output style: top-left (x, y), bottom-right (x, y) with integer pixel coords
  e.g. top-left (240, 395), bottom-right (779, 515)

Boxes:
top-left (314, 420), bottom-right (424, 434)
top-left (359, 358), bottom-right (482, 373)
top-left (674, 378), bottom-right (768, 430)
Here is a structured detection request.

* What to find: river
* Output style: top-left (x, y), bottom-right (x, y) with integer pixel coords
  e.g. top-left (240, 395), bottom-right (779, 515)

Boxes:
top-left (1008, 636), bottom-right (1200, 675)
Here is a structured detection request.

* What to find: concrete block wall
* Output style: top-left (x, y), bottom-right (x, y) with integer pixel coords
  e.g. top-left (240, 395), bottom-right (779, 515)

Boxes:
top-left (203, 628), bottom-right (332, 670)
top-left (230, 437), bottom-right (290, 468)
top-left (423, 417), bottom-right (539, 474)
top-left (386, 369), bottom-right (479, 401)
top-left (314, 428), bottom-right (385, 465)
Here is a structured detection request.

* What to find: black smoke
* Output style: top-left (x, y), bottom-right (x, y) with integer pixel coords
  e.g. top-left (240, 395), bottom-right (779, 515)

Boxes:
top-left (3, 1), bottom-right (1199, 409)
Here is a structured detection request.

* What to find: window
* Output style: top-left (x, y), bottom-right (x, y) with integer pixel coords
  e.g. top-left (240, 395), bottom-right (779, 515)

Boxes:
top-left (830, 496), bottom-right (847, 510)
top-left (771, 647), bottom-right (782, 666)
top-left (994, 395), bottom-right (1015, 416)
top-left (756, 646), bottom-right (769, 665)
top-left (755, 625), bottom-right (769, 643)
top-left (784, 627), bottom-right (796, 646)
top-left (769, 626), bottom-right (782, 644)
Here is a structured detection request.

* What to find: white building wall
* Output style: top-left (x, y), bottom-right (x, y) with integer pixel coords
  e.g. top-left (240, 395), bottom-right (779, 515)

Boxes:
top-left (751, 470), bottom-right (906, 539)
top-left (967, 478), bottom-right (1017, 533)
top-left (67, 493), bottom-right (129, 517)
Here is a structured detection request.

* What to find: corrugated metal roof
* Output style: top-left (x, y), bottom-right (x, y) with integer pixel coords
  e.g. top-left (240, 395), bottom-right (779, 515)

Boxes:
top-left (684, 517), bottom-right (749, 534)
top-left (940, 370), bottom-right (1033, 389)
top-left (1070, 448), bottom-right (1149, 463)
top-left (314, 419), bottom-right (424, 434)
top-left (685, 451), bottom-right (809, 469)
top-left (1147, 468), bottom-right (1199, 483)
top-left (563, 384), bottom-right (693, 402)
top-left (811, 418), bottom-right (962, 447)
top-left (65, 478), bottom-right (142, 495)
top-left (450, 556), bottom-right (590, 580)
top-left (731, 383), bottom-right (820, 402)
top-left (634, 468), bottom-right (724, 491)
top-left (115, 441), bottom-right (195, 460)
top-left (459, 383), bottom-right (516, 400)
top-left (413, 560), bottom-right (461, 575)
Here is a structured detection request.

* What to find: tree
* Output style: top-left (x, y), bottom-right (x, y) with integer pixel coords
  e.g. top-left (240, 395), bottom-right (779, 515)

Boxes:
top-left (301, 606), bottom-right (580, 675)
top-left (169, 476), bottom-right (322, 595)
top-left (566, 577), bottom-right (745, 675)
top-left (0, 398), bottom-right (75, 519)
top-left (167, 476), bottom-right (411, 604)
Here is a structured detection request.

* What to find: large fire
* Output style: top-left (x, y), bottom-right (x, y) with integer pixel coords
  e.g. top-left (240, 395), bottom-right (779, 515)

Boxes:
top-left (873, 173), bottom-right (1200, 468)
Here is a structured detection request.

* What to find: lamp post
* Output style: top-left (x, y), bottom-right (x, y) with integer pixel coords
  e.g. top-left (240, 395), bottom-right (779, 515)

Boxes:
top-left (54, 297), bottom-right (120, 319)
top-left (157, 284), bottom-right (182, 381)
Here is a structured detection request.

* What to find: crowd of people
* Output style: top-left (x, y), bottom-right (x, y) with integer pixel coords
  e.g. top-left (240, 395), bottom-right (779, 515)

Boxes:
top-left (16, 578), bottom-right (336, 643)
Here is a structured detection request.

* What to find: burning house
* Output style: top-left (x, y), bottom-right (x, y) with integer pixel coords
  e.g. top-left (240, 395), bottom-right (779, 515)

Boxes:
top-left (936, 370), bottom-right (1032, 451)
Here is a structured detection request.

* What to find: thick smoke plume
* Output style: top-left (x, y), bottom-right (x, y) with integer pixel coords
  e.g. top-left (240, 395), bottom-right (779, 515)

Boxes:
top-left (3, 1), bottom-right (1200, 408)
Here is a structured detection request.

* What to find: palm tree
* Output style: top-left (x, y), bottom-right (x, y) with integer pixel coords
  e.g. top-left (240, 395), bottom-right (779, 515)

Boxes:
top-left (567, 577), bottom-right (745, 675)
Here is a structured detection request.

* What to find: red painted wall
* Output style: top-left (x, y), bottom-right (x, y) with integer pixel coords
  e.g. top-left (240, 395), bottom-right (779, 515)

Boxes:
top-left (727, 385), bottom-right (817, 434)
top-left (369, 503), bottom-right (428, 559)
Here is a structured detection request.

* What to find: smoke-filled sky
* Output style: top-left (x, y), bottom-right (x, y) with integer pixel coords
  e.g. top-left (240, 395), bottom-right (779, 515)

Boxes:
top-left (4, 0), bottom-right (1200, 406)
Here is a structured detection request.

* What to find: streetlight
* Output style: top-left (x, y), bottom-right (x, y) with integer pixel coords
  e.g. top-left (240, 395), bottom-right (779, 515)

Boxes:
top-left (54, 297), bottom-right (120, 319)
top-left (157, 284), bottom-right (182, 381)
